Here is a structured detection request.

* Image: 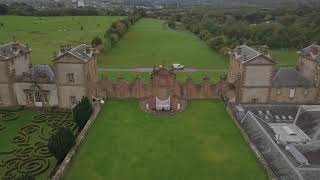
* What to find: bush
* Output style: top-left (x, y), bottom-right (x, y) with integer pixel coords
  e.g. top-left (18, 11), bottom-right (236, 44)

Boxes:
top-left (48, 127), bottom-right (75, 163)
top-left (91, 36), bottom-right (103, 47)
top-left (73, 96), bottom-right (93, 130)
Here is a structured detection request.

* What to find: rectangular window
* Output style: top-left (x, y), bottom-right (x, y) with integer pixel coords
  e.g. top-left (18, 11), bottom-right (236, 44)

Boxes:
top-left (304, 89), bottom-right (309, 95)
top-left (289, 89), bottom-right (295, 98)
top-left (67, 73), bottom-right (75, 83)
top-left (35, 91), bottom-right (42, 102)
top-left (25, 91), bottom-right (34, 104)
top-left (42, 92), bottom-right (49, 104)
top-left (276, 89), bottom-right (281, 95)
top-left (70, 96), bottom-right (76, 106)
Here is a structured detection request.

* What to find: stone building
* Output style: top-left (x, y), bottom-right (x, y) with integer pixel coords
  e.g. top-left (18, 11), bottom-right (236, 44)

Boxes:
top-left (228, 44), bottom-right (320, 104)
top-left (0, 42), bottom-right (98, 108)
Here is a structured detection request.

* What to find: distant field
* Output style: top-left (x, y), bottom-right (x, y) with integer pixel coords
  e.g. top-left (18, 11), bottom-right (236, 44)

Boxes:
top-left (271, 49), bottom-right (299, 67)
top-left (65, 100), bottom-right (267, 180)
top-left (0, 16), bottom-right (122, 64)
top-left (98, 71), bottom-right (225, 84)
top-left (100, 18), bottom-right (228, 68)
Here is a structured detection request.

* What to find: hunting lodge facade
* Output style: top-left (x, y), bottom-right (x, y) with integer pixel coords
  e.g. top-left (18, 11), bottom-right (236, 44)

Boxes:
top-left (228, 44), bottom-right (320, 104)
top-left (0, 41), bottom-right (320, 109)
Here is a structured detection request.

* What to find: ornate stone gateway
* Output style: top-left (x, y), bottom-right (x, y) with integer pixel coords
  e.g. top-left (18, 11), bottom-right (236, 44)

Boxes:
top-left (156, 96), bottom-right (170, 111)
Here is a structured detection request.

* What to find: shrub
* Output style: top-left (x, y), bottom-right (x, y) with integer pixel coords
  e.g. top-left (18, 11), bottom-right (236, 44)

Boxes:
top-left (73, 96), bottom-right (93, 130)
top-left (91, 36), bottom-right (103, 47)
top-left (48, 127), bottom-right (75, 163)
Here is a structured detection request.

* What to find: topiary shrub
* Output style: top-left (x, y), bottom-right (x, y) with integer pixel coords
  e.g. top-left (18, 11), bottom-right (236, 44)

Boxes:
top-left (48, 127), bottom-right (75, 163)
top-left (73, 96), bottom-right (93, 130)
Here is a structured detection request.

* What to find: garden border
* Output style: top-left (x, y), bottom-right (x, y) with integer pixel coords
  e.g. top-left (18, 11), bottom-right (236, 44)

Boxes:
top-left (50, 102), bottom-right (101, 180)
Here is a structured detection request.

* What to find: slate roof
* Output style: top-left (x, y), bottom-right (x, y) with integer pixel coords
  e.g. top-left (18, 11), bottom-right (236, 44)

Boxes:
top-left (23, 65), bottom-right (55, 82)
top-left (69, 44), bottom-right (94, 62)
top-left (233, 45), bottom-right (260, 62)
top-left (0, 42), bottom-right (30, 60)
top-left (272, 68), bottom-right (312, 87)
top-left (298, 44), bottom-right (320, 61)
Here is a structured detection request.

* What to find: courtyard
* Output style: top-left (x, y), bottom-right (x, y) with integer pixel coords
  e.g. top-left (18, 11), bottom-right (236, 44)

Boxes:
top-left (65, 100), bottom-right (268, 180)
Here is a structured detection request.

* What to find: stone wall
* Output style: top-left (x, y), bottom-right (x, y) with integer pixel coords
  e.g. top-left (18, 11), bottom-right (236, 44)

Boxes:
top-left (96, 76), bottom-right (229, 100)
top-left (51, 103), bottom-right (101, 180)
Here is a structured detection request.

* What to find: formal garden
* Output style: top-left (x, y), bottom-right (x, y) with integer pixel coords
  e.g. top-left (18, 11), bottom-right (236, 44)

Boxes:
top-left (0, 107), bottom-right (76, 179)
top-left (64, 100), bottom-right (268, 180)
top-left (0, 97), bottom-right (93, 180)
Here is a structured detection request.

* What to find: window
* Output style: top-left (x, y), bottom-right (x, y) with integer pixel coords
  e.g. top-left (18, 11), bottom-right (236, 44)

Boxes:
top-left (70, 96), bottom-right (76, 106)
top-left (317, 64), bottom-right (320, 70)
top-left (289, 89), bottom-right (295, 98)
top-left (25, 91), bottom-right (34, 104)
top-left (276, 89), bottom-right (281, 95)
top-left (67, 73), bottom-right (75, 83)
top-left (35, 91), bottom-right (42, 102)
top-left (315, 73), bottom-right (319, 81)
top-left (304, 89), bottom-right (309, 95)
top-left (42, 92), bottom-right (49, 104)
top-left (251, 98), bottom-right (258, 103)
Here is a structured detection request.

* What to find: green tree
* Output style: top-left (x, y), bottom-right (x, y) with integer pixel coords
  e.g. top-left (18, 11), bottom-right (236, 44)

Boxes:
top-left (73, 96), bottom-right (93, 130)
top-left (48, 127), bottom-right (75, 163)
top-left (0, 3), bottom-right (8, 15)
top-left (91, 36), bottom-right (103, 47)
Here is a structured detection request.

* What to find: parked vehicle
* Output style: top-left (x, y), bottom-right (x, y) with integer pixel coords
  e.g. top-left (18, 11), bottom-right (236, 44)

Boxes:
top-left (172, 64), bottom-right (184, 70)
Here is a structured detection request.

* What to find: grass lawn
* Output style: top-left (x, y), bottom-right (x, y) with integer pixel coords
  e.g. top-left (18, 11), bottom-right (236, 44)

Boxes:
top-left (98, 71), bottom-right (226, 84)
top-left (270, 49), bottom-right (299, 67)
top-left (65, 100), bottom-right (268, 180)
top-left (0, 16), bottom-right (123, 65)
top-left (0, 108), bottom-right (76, 179)
top-left (99, 18), bottom-right (228, 68)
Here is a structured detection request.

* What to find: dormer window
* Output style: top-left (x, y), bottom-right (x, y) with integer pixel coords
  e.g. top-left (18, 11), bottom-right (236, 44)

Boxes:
top-left (67, 73), bottom-right (75, 83)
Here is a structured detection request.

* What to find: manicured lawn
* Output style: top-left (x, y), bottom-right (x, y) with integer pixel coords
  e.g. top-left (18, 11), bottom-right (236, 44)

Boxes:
top-left (270, 49), bottom-right (299, 67)
top-left (100, 18), bottom-right (228, 68)
top-left (98, 71), bottom-right (225, 84)
top-left (65, 100), bottom-right (268, 180)
top-left (0, 16), bottom-right (123, 65)
top-left (0, 108), bottom-right (76, 179)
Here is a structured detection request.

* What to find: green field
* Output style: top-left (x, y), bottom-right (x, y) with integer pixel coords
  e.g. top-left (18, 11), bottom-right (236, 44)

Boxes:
top-left (98, 71), bottom-right (225, 84)
top-left (65, 100), bottom-right (268, 180)
top-left (0, 108), bottom-right (77, 179)
top-left (270, 49), bottom-right (299, 67)
top-left (0, 16), bottom-right (122, 65)
top-left (100, 18), bottom-right (228, 68)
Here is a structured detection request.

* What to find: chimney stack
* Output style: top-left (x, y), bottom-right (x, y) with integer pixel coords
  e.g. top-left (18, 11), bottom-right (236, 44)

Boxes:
top-left (311, 45), bottom-right (319, 55)
top-left (260, 45), bottom-right (269, 56)
top-left (235, 46), bottom-right (241, 55)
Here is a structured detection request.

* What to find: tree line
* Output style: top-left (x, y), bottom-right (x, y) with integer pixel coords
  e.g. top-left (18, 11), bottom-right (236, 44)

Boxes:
top-left (0, 3), bottom-right (128, 16)
top-left (91, 9), bottom-right (143, 52)
top-left (163, 5), bottom-right (320, 54)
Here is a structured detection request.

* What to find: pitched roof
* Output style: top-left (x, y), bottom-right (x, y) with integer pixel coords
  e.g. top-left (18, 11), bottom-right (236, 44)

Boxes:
top-left (0, 42), bottom-right (30, 60)
top-left (298, 44), bottom-right (320, 61)
top-left (54, 44), bottom-right (96, 62)
top-left (272, 68), bottom-right (312, 87)
top-left (233, 45), bottom-right (260, 63)
top-left (23, 64), bottom-right (55, 82)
